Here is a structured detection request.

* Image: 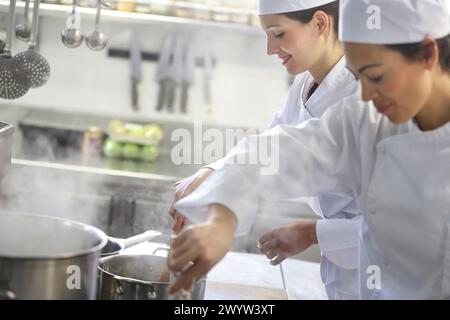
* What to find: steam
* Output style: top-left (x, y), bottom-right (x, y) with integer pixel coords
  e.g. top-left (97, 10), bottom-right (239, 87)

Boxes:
top-left (0, 128), bottom-right (175, 256)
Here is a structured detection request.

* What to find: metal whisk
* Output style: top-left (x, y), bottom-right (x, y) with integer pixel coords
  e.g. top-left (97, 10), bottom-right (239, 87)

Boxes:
top-left (14, 0), bottom-right (50, 88)
top-left (0, 0), bottom-right (31, 100)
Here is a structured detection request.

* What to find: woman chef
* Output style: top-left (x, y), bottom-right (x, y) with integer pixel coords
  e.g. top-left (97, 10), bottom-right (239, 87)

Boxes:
top-left (169, 0), bottom-right (450, 299)
top-left (167, 0), bottom-right (362, 299)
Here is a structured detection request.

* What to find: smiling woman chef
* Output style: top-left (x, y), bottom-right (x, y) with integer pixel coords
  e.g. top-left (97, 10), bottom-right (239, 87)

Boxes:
top-left (168, 0), bottom-right (362, 300)
top-left (168, 0), bottom-right (450, 299)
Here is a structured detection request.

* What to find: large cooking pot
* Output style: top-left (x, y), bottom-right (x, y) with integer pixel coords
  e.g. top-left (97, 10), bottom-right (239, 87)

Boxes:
top-left (0, 213), bottom-right (107, 300)
top-left (98, 254), bottom-right (206, 300)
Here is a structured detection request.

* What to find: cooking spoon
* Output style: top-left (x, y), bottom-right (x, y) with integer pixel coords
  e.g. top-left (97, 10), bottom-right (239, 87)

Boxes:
top-left (85, 0), bottom-right (108, 51)
top-left (15, 0), bottom-right (31, 41)
top-left (61, 0), bottom-right (84, 48)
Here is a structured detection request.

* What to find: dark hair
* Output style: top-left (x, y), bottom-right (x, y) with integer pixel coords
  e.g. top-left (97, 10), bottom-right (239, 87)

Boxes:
top-left (386, 35), bottom-right (450, 73)
top-left (281, 1), bottom-right (340, 37)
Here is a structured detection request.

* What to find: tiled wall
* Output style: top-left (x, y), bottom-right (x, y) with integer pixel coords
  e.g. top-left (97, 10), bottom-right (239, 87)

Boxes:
top-left (0, 8), bottom-right (291, 129)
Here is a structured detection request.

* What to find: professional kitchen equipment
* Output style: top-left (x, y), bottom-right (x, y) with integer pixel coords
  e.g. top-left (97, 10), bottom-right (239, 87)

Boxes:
top-left (61, 0), bottom-right (84, 48)
top-left (0, 122), bottom-right (14, 179)
top-left (0, 213), bottom-right (108, 300)
top-left (202, 43), bottom-right (214, 116)
top-left (100, 230), bottom-right (162, 257)
top-left (180, 37), bottom-right (195, 113)
top-left (15, 0), bottom-right (31, 41)
top-left (165, 34), bottom-right (184, 112)
top-left (85, 0), bottom-right (108, 51)
top-left (129, 30), bottom-right (142, 111)
top-left (155, 33), bottom-right (174, 111)
top-left (0, 0), bottom-right (31, 100)
top-left (98, 254), bottom-right (206, 300)
top-left (15, 0), bottom-right (51, 88)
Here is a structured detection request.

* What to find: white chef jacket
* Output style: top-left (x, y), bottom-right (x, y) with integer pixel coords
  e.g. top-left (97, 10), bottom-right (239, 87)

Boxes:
top-left (175, 93), bottom-right (450, 299)
top-left (198, 57), bottom-right (362, 299)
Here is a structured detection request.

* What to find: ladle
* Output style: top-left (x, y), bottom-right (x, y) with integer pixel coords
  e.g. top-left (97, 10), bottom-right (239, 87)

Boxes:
top-left (61, 0), bottom-right (84, 48)
top-left (85, 0), bottom-right (108, 51)
top-left (15, 0), bottom-right (32, 41)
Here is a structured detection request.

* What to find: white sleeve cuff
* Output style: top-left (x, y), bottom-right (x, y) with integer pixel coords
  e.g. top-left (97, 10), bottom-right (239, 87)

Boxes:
top-left (203, 158), bottom-right (226, 171)
top-left (316, 217), bottom-right (362, 270)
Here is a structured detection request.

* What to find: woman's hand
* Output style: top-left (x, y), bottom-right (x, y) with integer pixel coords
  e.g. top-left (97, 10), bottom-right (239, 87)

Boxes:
top-left (168, 167), bottom-right (214, 234)
top-left (258, 220), bottom-right (318, 265)
top-left (167, 204), bottom-right (237, 295)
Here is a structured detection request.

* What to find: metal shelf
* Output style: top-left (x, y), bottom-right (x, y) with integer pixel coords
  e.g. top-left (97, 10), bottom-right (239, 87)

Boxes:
top-left (0, 0), bottom-right (263, 36)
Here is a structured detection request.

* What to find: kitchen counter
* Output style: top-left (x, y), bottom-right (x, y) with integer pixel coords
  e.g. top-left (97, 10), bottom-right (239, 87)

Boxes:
top-left (122, 241), bottom-right (328, 300)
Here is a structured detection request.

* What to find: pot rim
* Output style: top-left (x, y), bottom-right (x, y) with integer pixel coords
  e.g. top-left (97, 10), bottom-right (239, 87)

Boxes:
top-left (98, 254), bottom-right (173, 285)
top-left (0, 213), bottom-right (108, 260)
top-left (99, 267), bottom-right (172, 286)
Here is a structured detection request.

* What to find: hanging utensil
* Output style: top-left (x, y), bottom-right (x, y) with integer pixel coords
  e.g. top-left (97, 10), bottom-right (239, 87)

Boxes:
top-left (15, 0), bottom-right (51, 88)
top-left (0, 40), bottom-right (5, 54)
top-left (130, 30), bottom-right (142, 111)
top-left (203, 44), bottom-right (214, 116)
top-left (85, 0), bottom-right (108, 51)
top-left (0, 0), bottom-right (31, 100)
top-left (15, 0), bottom-right (32, 41)
top-left (165, 34), bottom-right (184, 113)
top-left (61, 0), bottom-right (84, 48)
top-left (180, 37), bottom-right (195, 113)
top-left (155, 33), bottom-right (174, 111)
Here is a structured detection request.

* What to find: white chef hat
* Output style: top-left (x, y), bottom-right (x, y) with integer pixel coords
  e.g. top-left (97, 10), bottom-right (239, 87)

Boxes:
top-left (339, 0), bottom-right (450, 44)
top-left (257, 0), bottom-right (337, 15)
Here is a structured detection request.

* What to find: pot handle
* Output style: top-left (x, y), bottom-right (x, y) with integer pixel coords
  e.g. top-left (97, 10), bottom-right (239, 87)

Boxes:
top-left (146, 285), bottom-right (157, 300)
top-left (0, 283), bottom-right (17, 300)
top-left (122, 230), bottom-right (162, 249)
top-left (113, 279), bottom-right (124, 299)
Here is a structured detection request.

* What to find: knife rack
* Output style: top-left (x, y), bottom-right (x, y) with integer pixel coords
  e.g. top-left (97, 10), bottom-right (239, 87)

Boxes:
top-left (107, 48), bottom-right (217, 68)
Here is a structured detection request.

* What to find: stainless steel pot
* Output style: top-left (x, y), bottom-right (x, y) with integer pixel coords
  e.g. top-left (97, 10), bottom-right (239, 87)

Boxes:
top-left (98, 254), bottom-right (206, 300)
top-left (0, 213), bottom-right (107, 299)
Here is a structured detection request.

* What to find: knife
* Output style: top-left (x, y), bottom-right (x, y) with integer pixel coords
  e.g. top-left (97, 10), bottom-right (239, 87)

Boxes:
top-left (180, 38), bottom-right (195, 113)
top-left (155, 33), bottom-right (174, 111)
top-left (130, 30), bottom-right (142, 111)
top-left (166, 35), bottom-right (184, 113)
top-left (156, 78), bottom-right (168, 111)
top-left (203, 45), bottom-right (214, 115)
